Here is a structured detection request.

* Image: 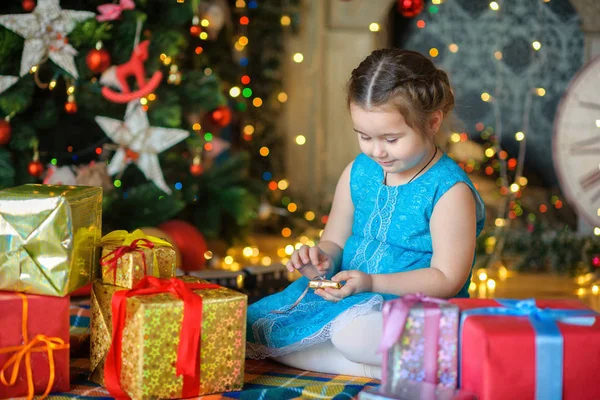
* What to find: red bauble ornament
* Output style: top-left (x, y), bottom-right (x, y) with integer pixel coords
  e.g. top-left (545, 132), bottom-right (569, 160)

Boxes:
top-left (0, 120), bottom-right (11, 145)
top-left (190, 163), bottom-right (203, 176)
top-left (158, 220), bottom-right (208, 271)
top-left (28, 160), bottom-right (44, 177)
top-left (398, 0), bottom-right (424, 18)
top-left (190, 25), bottom-right (202, 36)
top-left (86, 48), bottom-right (111, 74)
top-left (593, 255), bottom-right (600, 268)
top-left (22, 0), bottom-right (35, 11)
top-left (210, 106), bottom-right (232, 128)
top-left (64, 101), bottom-right (78, 114)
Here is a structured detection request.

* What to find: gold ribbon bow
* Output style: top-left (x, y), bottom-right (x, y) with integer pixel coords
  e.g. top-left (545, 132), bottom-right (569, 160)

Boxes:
top-left (0, 293), bottom-right (69, 400)
top-left (101, 229), bottom-right (173, 248)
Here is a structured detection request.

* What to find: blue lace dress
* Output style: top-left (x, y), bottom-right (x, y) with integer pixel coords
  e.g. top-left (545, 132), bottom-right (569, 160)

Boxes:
top-left (246, 153), bottom-right (485, 359)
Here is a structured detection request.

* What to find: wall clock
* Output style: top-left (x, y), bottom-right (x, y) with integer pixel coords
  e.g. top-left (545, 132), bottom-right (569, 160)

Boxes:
top-left (553, 55), bottom-right (600, 229)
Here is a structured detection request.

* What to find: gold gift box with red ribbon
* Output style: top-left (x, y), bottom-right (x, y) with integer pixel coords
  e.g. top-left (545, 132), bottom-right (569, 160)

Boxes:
top-left (90, 276), bottom-right (247, 399)
top-left (100, 230), bottom-right (176, 289)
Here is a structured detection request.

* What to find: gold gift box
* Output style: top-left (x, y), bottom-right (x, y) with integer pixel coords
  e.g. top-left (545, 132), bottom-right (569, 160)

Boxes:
top-left (90, 277), bottom-right (247, 399)
top-left (100, 244), bottom-right (176, 289)
top-left (0, 184), bottom-right (102, 296)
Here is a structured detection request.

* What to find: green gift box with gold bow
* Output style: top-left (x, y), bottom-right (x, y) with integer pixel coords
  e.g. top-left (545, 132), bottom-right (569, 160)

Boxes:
top-left (100, 229), bottom-right (176, 289)
top-left (0, 184), bottom-right (102, 296)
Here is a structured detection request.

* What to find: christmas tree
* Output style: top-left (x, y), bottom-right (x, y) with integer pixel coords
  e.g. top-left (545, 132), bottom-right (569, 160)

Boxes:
top-left (0, 0), bottom-right (298, 244)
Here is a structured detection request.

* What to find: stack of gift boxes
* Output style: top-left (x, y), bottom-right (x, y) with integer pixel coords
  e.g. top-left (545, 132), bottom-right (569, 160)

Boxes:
top-left (360, 295), bottom-right (600, 400)
top-left (0, 184), bottom-right (247, 400)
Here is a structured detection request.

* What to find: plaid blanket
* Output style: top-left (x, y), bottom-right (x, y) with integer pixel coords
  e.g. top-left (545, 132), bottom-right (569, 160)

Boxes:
top-left (41, 299), bottom-right (380, 399)
top-left (70, 298), bottom-right (91, 337)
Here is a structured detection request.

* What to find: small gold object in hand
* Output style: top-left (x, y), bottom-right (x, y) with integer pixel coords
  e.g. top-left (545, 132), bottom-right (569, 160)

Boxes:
top-left (308, 280), bottom-right (342, 289)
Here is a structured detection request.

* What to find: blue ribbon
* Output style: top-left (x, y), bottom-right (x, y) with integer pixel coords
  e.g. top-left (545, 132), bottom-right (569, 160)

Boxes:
top-left (459, 299), bottom-right (596, 400)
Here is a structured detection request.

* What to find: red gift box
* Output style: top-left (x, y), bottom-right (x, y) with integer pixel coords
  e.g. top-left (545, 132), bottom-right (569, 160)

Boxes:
top-left (0, 292), bottom-right (70, 399)
top-left (450, 298), bottom-right (600, 400)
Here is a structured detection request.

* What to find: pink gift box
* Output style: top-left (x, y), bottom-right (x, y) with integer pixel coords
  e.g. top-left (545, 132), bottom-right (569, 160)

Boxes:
top-left (379, 294), bottom-right (459, 391)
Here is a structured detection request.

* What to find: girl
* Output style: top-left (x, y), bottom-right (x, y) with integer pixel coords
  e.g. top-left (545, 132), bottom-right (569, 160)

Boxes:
top-left (246, 49), bottom-right (485, 379)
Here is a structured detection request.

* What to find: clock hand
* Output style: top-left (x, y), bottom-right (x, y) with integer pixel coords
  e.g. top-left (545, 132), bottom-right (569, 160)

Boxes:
top-left (577, 100), bottom-right (600, 111)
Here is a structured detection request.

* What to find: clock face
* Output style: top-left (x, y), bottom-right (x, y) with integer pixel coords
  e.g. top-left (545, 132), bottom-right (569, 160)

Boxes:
top-left (553, 56), bottom-right (600, 228)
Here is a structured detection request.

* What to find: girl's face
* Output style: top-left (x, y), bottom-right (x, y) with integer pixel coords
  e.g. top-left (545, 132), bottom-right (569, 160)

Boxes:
top-left (350, 103), bottom-right (433, 174)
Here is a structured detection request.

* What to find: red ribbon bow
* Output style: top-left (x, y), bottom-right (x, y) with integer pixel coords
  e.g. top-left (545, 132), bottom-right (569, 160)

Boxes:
top-left (97, 0), bottom-right (135, 22)
top-left (104, 276), bottom-right (221, 400)
top-left (100, 238), bottom-right (155, 283)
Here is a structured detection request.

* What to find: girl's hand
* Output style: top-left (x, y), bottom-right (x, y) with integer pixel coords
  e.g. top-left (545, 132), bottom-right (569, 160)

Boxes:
top-left (315, 270), bottom-right (372, 302)
top-left (286, 245), bottom-right (332, 277)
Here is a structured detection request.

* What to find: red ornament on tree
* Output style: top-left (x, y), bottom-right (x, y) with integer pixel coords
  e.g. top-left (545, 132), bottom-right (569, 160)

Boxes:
top-left (190, 164), bottom-right (203, 176)
top-left (190, 25), bottom-right (202, 36)
top-left (86, 48), bottom-right (111, 74)
top-left (398, 0), bottom-right (424, 18)
top-left (64, 100), bottom-right (78, 114)
top-left (593, 255), bottom-right (600, 268)
top-left (190, 15), bottom-right (202, 36)
top-left (0, 120), bottom-right (11, 145)
top-left (158, 220), bottom-right (208, 271)
top-left (190, 154), bottom-right (203, 176)
top-left (28, 160), bottom-right (44, 177)
top-left (22, 0), bottom-right (35, 12)
top-left (210, 106), bottom-right (232, 127)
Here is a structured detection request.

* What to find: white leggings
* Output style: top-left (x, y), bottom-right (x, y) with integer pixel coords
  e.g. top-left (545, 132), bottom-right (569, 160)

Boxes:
top-left (273, 312), bottom-right (383, 379)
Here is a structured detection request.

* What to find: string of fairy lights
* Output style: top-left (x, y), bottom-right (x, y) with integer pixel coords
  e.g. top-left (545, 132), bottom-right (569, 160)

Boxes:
top-left (171, 0), bottom-right (327, 272)
top-left (226, 0), bottom-right (326, 241)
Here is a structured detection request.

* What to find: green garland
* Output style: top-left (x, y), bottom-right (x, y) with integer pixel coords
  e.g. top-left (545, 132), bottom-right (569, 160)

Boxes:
top-left (477, 224), bottom-right (600, 276)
